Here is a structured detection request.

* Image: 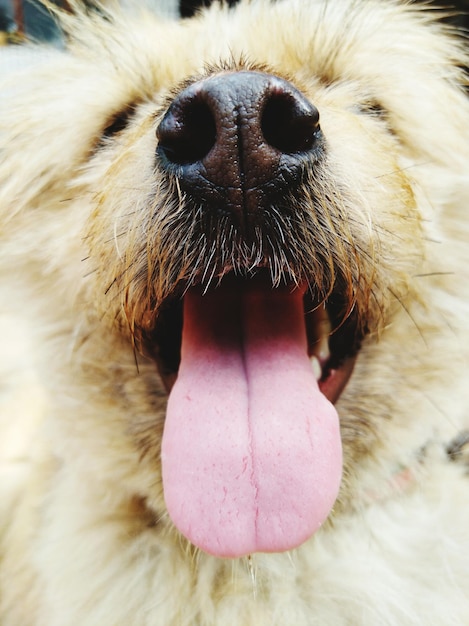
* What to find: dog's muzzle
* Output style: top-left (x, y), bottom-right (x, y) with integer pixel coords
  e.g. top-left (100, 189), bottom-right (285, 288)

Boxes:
top-left (156, 71), bottom-right (323, 230)
top-left (153, 71), bottom-right (349, 559)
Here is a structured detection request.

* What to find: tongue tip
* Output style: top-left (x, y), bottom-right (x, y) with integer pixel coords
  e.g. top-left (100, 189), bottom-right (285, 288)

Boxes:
top-left (170, 495), bottom-right (340, 559)
top-left (163, 430), bottom-right (343, 559)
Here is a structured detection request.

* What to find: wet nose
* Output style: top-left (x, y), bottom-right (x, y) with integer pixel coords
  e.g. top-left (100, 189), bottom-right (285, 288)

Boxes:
top-left (156, 71), bottom-right (322, 226)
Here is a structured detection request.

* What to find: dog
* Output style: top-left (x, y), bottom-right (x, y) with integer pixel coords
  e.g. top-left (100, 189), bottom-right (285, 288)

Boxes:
top-left (1, 0), bottom-right (469, 624)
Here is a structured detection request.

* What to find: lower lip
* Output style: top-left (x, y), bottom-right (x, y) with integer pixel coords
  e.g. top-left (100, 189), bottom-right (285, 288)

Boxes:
top-left (319, 355), bottom-right (357, 404)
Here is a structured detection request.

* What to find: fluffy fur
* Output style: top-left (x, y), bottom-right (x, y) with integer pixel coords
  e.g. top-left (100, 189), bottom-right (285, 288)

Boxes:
top-left (1, 1), bottom-right (469, 624)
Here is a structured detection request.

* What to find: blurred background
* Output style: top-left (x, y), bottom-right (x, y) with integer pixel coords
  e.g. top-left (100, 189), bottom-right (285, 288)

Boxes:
top-left (0, 0), bottom-right (468, 45)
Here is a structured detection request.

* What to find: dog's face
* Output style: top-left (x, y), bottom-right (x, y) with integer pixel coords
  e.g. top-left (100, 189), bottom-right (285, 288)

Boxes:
top-left (2, 0), bottom-right (468, 561)
top-left (91, 58), bottom-right (423, 557)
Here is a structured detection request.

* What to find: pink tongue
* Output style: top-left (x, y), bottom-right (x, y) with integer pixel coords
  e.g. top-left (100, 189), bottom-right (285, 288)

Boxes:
top-left (161, 280), bottom-right (342, 558)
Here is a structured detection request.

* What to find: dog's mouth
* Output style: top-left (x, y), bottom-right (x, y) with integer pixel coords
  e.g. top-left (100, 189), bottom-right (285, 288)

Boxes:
top-left (152, 274), bottom-right (359, 404)
top-left (143, 69), bottom-right (366, 558)
top-left (147, 272), bottom-right (360, 558)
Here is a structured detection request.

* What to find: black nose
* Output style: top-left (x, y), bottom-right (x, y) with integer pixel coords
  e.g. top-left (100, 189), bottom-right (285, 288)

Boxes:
top-left (156, 71), bottom-right (322, 227)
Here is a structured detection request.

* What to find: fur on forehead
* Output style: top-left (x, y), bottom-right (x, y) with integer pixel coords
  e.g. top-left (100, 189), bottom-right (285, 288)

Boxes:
top-left (39, 0), bottom-right (469, 159)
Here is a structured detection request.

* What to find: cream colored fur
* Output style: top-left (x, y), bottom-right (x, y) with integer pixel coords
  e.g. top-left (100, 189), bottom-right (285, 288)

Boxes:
top-left (1, 1), bottom-right (469, 624)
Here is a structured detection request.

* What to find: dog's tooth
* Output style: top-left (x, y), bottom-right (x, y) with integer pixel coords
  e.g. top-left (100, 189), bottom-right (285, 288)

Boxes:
top-left (315, 312), bottom-right (331, 363)
top-left (310, 356), bottom-right (322, 381)
top-left (314, 335), bottom-right (330, 363)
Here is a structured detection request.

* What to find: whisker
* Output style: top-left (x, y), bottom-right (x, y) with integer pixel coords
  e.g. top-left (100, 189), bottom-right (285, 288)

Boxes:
top-left (387, 287), bottom-right (428, 347)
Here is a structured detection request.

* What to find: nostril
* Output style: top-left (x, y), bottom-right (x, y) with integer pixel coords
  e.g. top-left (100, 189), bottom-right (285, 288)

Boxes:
top-left (261, 91), bottom-right (320, 154)
top-left (157, 96), bottom-right (216, 166)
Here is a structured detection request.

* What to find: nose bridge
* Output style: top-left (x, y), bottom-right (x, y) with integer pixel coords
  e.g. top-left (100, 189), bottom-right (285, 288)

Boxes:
top-left (196, 72), bottom-right (278, 192)
top-left (200, 71), bottom-right (272, 135)
top-left (200, 71), bottom-right (271, 114)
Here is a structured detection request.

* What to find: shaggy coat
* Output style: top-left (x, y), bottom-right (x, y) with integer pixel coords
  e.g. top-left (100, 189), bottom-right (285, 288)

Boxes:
top-left (1, 1), bottom-right (469, 624)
